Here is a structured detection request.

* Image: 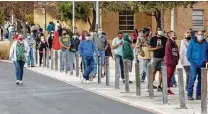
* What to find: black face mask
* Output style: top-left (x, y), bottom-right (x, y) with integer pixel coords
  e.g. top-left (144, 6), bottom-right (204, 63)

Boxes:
top-left (186, 37), bottom-right (191, 41)
top-left (63, 33), bottom-right (66, 36)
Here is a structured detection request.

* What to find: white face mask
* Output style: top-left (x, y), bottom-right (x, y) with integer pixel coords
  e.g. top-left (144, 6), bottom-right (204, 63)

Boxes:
top-left (98, 31), bottom-right (102, 35)
top-left (197, 35), bottom-right (204, 41)
top-left (158, 31), bottom-right (164, 36)
top-left (51, 34), bottom-right (54, 37)
top-left (86, 36), bottom-right (90, 40)
top-left (27, 36), bottom-right (30, 38)
top-left (90, 33), bottom-right (94, 36)
top-left (41, 39), bottom-right (44, 41)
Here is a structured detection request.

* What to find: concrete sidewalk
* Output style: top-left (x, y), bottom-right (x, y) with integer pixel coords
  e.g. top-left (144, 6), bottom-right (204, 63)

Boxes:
top-left (19, 58), bottom-right (202, 114)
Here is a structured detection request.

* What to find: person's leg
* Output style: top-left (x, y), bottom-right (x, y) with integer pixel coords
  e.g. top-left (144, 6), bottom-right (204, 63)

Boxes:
top-left (27, 49), bottom-right (31, 66)
top-left (142, 59), bottom-right (149, 81)
top-left (187, 63), bottom-right (197, 98)
top-left (83, 57), bottom-right (90, 80)
top-left (39, 52), bottom-right (43, 66)
top-left (67, 51), bottom-right (71, 70)
top-left (31, 47), bottom-right (34, 66)
top-left (19, 60), bottom-right (25, 81)
top-left (139, 59), bottom-right (145, 81)
top-left (89, 56), bottom-right (95, 75)
top-left (92, 52), bottom-right (98, 76)
top-left (14, 61), bottom-right (20, 81)
top-left (119, 55), bottom-right (124, 80)
top-left (61, 51), bottom-right (66, 71)
top-left (100, 51), bottom-right (105, 76)
top-left (167, 65), bottom-right (176, 89)
top-left (158, 59), bottom-right (164, 87)
top-left (115, 54), bottom-right (121, 79)
top-left (196, 66), bottom-right (202, 97)
top-left (183, 66), bottom-right (190, 90)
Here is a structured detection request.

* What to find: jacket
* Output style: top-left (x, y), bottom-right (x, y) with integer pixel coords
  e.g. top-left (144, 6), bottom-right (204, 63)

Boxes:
top-left (47, 24), bottom-right (54, 32)
top-left (122, 34), bottom-right (134, 61)
top-left (180, 39), bottom-right (190, 66)
top-left (187, 38), bottom-right (208, 66)
top-left (52, 31), bottom-right (61, 50)
top-left (9, 40), bottom-right (29, 62)
top-left (135, 32), bottom-right (151, 59)
top-left (93, 33), bottom-right (108, 51)
top-left (164, 39), bottom-right (179, 66)
top-left (78, 40), bottom-right (98, 57)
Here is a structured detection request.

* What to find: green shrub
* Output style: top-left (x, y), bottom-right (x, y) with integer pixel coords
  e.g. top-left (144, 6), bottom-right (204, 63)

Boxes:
top-left (0, 43), bottom-right (10, 60)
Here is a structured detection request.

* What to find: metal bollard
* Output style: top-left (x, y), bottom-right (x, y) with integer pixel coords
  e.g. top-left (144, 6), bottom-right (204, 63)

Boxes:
top-left (35, 46), bottom-right (38, 65)
top-left (65, 51), bottom-right (69, 74)
top-left (124, 60), bottom-right (130, 92)
top-left (59, 51), bottom-right (62, 72)
top-left (177, 68), bottom-right (186, 109)
top-left (54, 50), bottom-right (58, 71)
top-left (115, 57), bottom-right (120, 89)
top-left (51, 49), bottom-right (54, 70)
top-left (135, 62), bottom-right (140, 96)
top-left (46, 48), bottom-right (50, 68)
top-left (161, 66), bottom-right (168, 104)
top-left (37, 50), bottom-right (40, 66)
top-left (76, 53), bottom-right (79, 77)
top-left (43, 48), bottom-right (46, 67)
top-left (69, 51), bottom-right (73, 75)
top-left (106, 56), bottom-right (110, 86)
top-left (98, 56), bottom-right (102, 83)
top-left (201, 68), bottom-right (207, 114)
top-left (148, 64), bottom-right (154, 99)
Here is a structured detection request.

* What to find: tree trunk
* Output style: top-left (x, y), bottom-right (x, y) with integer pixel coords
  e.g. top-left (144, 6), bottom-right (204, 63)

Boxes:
top-left (91, 8), bottom-right (96, 31)
top-left (154, 10), bottom-right (161, 32)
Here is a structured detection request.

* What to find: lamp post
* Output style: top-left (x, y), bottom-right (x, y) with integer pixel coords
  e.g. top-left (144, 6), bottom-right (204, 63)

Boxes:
top-left (72, 0), bottom-right (75, 33)
top-left (96, 0), bottom-right (99, 31)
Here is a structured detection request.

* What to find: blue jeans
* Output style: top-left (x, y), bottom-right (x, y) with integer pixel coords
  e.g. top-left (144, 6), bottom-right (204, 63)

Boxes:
top-left (14, 60), bottom-right (25, 81)
top-left (92, 50), bottom-right (105, 76)
top-left (187, 63), bottom-right (203, 97)
top-left (114, 54), bottom-right (124, 79)
top-left (138, 59), bottom-right (150, 80)
top-left (82, 56), bottom-right (94, 80)
top-left (170, 75), bottom-right (177, 86)
top-left (60, 50), bottom-right (70, 71)
top-left (27, 47), bottom-right (34, 66)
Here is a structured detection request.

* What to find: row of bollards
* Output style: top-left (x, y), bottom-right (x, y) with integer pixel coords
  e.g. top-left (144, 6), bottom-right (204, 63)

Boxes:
top-left (36, 48), bottom-right (208, 114)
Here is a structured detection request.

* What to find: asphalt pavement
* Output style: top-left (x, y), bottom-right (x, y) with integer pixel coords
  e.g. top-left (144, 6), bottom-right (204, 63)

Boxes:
top-left (0, 61), bottom-right (155, 114)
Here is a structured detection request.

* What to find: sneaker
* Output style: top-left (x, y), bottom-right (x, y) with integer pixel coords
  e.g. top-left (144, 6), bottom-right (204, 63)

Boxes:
top-left (157, 86), bottom-right (162, 92)
top-left (16, 80), bottom-right (20, 85)
top-left (196, 96), bottom-right (201, 100)
top-left (168, 90), bottom-right (175, 95)
top-left (31, 65), bottom-right (36, 67)
top-left (86, 80), bottom-right (90, 84)
top-left (188, 96), bottom-right (194, 100)
top-left (147, 85), bottom-right (158, 89)
top-left (19, 81), bottom-right (23, 85)
top-left (123, 80), bottom-right (133, 84)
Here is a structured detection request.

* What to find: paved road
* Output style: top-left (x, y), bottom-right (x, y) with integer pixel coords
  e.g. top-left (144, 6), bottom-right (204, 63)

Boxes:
top-left (0, 61), bottom-right (155, 114)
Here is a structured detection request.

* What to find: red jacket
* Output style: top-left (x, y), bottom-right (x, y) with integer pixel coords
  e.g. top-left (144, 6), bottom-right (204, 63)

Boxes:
top-left (164, 39), bottom-right (179, 66)
top-left (52, 31), bottom-right (60, 50)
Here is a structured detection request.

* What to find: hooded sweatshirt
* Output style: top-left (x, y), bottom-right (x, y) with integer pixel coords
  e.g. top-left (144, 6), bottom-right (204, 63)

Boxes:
top-left (187, 38), bottom-right (208, 66)
top-left (52, 31), bottom-right (61, 50)
top-left (79, 40), bottom-right (98, 57)
top-left (122, 34), bottom-right (134, 61)
top-left (164, 38), bottom-right (179, 66)
top-left (180, 38), bottom-right (190, 66)
top-left (93, 33), bottom-right (108, 51)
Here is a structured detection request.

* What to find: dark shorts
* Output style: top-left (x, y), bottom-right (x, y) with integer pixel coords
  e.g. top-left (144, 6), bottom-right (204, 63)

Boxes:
top-left (133, 39), bottom-right (137, 44)
top-left (152, 58), bottom-right (164, 71)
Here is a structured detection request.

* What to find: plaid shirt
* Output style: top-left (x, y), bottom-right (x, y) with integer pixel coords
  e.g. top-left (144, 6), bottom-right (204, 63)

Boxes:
top-left (135, 32), bottom-right (150, 55)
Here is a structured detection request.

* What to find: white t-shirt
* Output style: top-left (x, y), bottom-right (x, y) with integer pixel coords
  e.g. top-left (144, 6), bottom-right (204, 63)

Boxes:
top-left (55, 23), bottom-right (60, 31)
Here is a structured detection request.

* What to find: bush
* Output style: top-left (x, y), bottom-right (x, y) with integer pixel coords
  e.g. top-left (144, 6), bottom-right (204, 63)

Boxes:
top-left (0, 43), bottom-right (10, 60)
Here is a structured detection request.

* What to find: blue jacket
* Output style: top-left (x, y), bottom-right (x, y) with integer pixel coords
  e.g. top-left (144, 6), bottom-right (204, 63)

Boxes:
top-left (78, 40), bottom-right (98, 57)
top-left (187, 38), bottom-right (208, 66)
top-left (47, 24), bottom-right (54, 32)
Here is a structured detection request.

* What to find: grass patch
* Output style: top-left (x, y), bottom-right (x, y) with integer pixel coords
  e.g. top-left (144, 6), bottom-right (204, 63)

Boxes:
top-left (0, 42), bottom-right (10, 60)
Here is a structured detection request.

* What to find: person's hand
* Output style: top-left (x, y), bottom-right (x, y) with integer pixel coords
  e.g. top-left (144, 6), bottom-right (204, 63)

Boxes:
top-left (156, 45), bottom-right (163, 49)
top-left (66, 47), bottom-right (70, 50)
top-left (119, 41), bottom-right (123, 45)
top-left (97, 54), bottom-right (100, 56)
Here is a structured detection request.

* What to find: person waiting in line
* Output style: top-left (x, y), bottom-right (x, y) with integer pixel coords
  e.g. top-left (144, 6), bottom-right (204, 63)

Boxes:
top-left (187, 30), bottom-right (208, 100)
top-left (38, 35), bottom-right (48, 66)
top-left (79, 34), bottom-right (98, 84)
top-left (164, 31), bottom-right (179, 95)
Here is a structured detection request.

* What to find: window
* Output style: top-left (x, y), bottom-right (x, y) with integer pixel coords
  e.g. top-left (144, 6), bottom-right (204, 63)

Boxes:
top-left (119, 11), bottom-right (134, 31)
top-left (192, 10), bottom-right (204, 31)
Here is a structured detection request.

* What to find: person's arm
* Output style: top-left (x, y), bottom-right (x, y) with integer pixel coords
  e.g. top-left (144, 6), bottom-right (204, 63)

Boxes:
top-left (59, 37), bottom-right (69, 50)
top-left (9, 42), bottom-right (15, 59)
top-left (104, 39), bottom-right (108, 50)
top-left (92, 41), bottom-right (99, 55)
top-left (165, 41), bottom-right (172, 61)
top-left (186, 41), bottom-right (193, 62)
top-left (112, 38), bottom-right (121, 49)
top-left (78, 41), bottom-right (84, 57)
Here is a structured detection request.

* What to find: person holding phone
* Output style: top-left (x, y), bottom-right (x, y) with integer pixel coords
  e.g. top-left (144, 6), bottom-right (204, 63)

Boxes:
top-left (112, 32), bottom-right (133, 84)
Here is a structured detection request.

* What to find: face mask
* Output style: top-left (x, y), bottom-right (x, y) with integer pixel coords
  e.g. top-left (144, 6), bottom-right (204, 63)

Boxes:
top-left (27, 36), bottom-right (30, 38)
top-left (90, 33), bottom-right (94, 36)
top-left (98, 31), bottom-right (102, 35)
top-left (86, 36), bottom-right (90, 40)
top-left (197, 35), bottom-right (204, 41)
top-left (51, 34), bottom-right (54, 37)
top-left (186, 37), bottom-right (191, 41)
top-left (19, 40), bottom-right (23, 44)
top-left (63, 33), bottom-right (66, 36)
top-left (158, 31), bottom-right (164, 36)
top-left (41, 38), bottom-right (44, 41)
